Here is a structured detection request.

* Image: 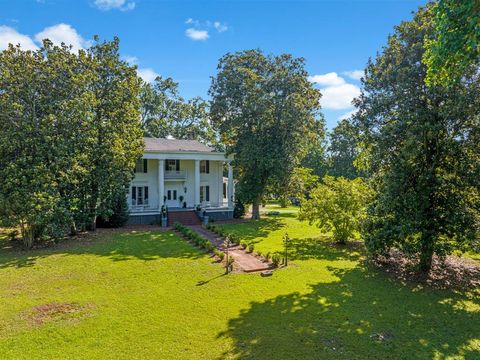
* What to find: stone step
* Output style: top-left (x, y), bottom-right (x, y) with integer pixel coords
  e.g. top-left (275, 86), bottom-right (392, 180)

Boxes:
top-left (168, 211), bottom-right (201, 226)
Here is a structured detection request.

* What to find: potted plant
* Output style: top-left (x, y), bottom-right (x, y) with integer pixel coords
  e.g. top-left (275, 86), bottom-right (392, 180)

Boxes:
top-left (160, 205), bottom-right (168, 227)
top-left (182, 201), bottom-right (187, 208)
top-left (179, 195), bottom-right (184, 205)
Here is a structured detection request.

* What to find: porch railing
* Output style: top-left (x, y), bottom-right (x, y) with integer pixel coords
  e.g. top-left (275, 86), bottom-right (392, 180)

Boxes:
top-left (165, 170), bottom-right (187, 179)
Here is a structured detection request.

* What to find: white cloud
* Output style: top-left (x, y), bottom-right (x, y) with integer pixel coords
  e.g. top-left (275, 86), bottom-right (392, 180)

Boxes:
top-left (137, 68), bottom-right (159, 83)
top-left (309, 72), bottom-right (346, 87)
top-left (338, 109), bottom-right (357, 121)
top-left (343, 70), bottom-right (363, 81)
top-left (185, 28), bottom-right (209, 41)
top-left (0, 26), bottom-right (38, 51)
top-left (122, 55), bottom-right (138, 65)
top-left (213, 21), bottom-right (228, 33)
top-left (310, 72), bottom-right (361, 110)
top-left (185, 18), bottom-right (199, 26)
top-left (94, 0), bottom-right (135, 11)
top-left (320, 83), bottom-right (360, 110)
top-left (34, 23), bottom-right (90, 52)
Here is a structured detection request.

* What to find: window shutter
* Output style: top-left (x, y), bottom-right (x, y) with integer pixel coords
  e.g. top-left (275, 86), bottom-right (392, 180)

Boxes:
top-left (176, 160), bottom-right (180, 171)
top-left (206, 186), bottom-right (210, 201)
top-left (144, 186), bottom-right (149, 201)
top-left (143, 159), bottom-right (148, 173)
top-left (132, 186), bottom-right (136, 204)
top-left (165, 160), bottom-right (168, 171)
top-left (206, 160), bottom-right (210, 174)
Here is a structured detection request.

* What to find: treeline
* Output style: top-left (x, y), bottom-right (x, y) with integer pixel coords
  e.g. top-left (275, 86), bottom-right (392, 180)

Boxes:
top-left (302, 3), bottom-right (480, 272)
top-left (0, 38), bottom-right (144, 247)
top-left (208, 3), bottom-right (479, 273)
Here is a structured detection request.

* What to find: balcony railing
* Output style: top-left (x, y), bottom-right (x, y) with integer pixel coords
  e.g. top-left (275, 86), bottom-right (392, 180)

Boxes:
top-left (165, 170), bottom-right (187, 179)
top-left (200, 200), bottom-right (230, 209)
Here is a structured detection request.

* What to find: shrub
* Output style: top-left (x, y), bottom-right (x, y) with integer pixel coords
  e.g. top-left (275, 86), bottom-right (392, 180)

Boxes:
top-left (233, 198), bottom-right (245, 219)
top-left (256, 250), bottom-right (262, 257)
top-left (272, 254), bottom-right (281, 266)
top-left (240, 240), bottom-right (247, 249)
top-left (227, 256), bottom-right (235, 266)
top-left (96, 190), bottom-right (130, 228)
top-left (265, 252), bottom-right (271, 261)
top-left (215, 250), bottom-right (225, 261)
top-left (247, 243), bottom-right (255, 253)
top-left (229, 234), bottom-right (240, 245)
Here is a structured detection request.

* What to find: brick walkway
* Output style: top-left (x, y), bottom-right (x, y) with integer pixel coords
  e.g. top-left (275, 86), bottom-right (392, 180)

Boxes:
top-left (189, 225), bottom-right (272, 273)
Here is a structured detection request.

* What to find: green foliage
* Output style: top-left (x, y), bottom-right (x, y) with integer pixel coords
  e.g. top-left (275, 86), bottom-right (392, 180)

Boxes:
top-left (210, 49), bottom-right (324, 219)
top-left (96, 190), bottom-right (130, 228)
top-left (175, 222), bottom-right (215, 252)
top-left (247, 243), bottom-right (255, 253)
top-left (327, 119), bottom-right (363, 179)
top-left (424, 0), bottom-right (480, 86)
top-left (354, 7), bottom-right (480, 271)
top-left (299, 176), bottom-right (372, 244)
top-left (264, 252), bottom-right (271, 261)
top-left (214, 249), bottom-right (225, 261)
top-left (0, 38), bottom-right (142, 247)
top-left (140, 77), bottom-right (217, 146)
top-left (300, 137), bottom-right (329, 179)
top-left (240, 240), bottom-right (248, 250)
top-left (277, 167), bottom-right (320, 204)
top-left (271, 254), bottom-right (281, 266)
top-left (233, 197), bottom-right (246, 219)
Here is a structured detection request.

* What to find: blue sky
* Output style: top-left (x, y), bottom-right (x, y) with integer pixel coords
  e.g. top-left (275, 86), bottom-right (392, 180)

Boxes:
top-left (0, 0), bottom-right (426, 130)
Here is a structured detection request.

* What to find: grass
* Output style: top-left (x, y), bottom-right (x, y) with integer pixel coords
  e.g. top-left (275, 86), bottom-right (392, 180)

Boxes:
top-left (0, 216), bottom-right (479, 359)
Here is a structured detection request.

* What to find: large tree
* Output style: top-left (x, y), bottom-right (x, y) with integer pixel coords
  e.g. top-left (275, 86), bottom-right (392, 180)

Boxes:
top-left (354, 6), bottom-right (480, 272)
top-left (209, 50), bottom-right (323, 218)
top-left (83, 37), bottom-right (144, 230)
top-left (424, 0), bottom-right (480, 86)
top-left (140, 77), bottom-right (217, 146)
top-left (0, 37), bottom-right (143, 246)
top-left (328, 119), bottom-right (362, 179)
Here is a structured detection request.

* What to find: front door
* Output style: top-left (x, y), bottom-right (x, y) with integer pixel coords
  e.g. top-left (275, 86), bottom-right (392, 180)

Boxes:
top-left (165, 184), bottom-right (180, 208)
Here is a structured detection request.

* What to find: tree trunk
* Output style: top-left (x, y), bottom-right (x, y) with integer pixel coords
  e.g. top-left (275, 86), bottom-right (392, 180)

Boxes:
top-left (86, 186), bottom-right (98, 231)
top-left (419, 232), bottom-right (434, 273)
top-left (251, 196), bottom-right (261, 220)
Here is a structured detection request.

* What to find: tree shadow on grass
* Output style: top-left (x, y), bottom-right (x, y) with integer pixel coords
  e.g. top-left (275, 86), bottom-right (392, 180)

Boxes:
top-left (217, 265), bottom-right (480, 359)
top-left (287, 237), bottom-right (364, 262)
top-left (219, 216), bottom-right (287, 242)
top-left (0, 228), bottom-right (204, 269)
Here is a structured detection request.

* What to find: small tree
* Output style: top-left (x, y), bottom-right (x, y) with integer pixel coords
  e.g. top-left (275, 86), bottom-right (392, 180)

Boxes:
top-left (299, 176), bottom-right (372, 244)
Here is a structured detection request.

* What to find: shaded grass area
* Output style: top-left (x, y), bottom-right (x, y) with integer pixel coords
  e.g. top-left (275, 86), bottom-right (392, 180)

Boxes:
top-left (0, 222), bottom-right (479, 359)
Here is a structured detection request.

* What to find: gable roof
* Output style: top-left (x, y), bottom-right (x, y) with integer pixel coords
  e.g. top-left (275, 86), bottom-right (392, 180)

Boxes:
top-left (144, 137), bottom-right (215, 153)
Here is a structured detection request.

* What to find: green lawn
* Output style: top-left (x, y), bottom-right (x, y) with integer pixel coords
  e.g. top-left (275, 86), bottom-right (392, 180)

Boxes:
top-left (0, 215), bottom-right (479, 359)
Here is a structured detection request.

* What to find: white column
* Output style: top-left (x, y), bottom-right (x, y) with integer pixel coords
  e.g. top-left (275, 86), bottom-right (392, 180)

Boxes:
top-left (158, 159), bottom-right (164, 209)
top-left (228, 162), bottom-right (234, 209)
top-left (194, 159), bottom-right (200, 206)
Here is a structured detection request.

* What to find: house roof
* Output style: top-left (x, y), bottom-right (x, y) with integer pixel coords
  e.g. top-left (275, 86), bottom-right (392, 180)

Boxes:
top-left (144, 137), bottom-right (215, 153)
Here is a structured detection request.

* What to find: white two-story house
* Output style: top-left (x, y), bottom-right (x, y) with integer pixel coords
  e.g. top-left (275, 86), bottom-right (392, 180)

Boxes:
top-left (127, 138), bottom-right (234, 225)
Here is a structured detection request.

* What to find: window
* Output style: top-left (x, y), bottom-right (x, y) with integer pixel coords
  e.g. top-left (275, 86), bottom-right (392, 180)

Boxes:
top-left (165, 159), bottom-right (180, 171)
top-left (200, 160), bottom-right (210, 174)
top-left (200, 185), bottom-right (210, 202)
top-left (167, 190), bottom-right (177, 201)
top-left (131, 186), bottom-right (149, 206)
top-left (134, 159), bottom-right (148, 173)
top-left (223, 182), bottom-right (227, 199)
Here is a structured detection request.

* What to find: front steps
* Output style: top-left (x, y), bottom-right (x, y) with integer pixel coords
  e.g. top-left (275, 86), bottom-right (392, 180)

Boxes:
top-left (168, 211), bottom-right (201, 226)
